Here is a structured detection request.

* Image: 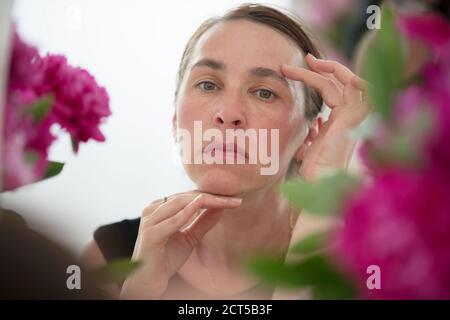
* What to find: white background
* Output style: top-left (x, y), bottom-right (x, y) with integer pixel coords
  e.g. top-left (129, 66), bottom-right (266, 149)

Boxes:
top-left (1, 0), bottom-right (294, 254)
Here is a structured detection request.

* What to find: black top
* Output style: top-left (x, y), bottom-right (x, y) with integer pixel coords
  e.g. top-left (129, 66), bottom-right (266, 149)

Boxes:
top-left (94, 218), bottom-right (140, 262)
top-left (93, 218), bottom-right (276, 298)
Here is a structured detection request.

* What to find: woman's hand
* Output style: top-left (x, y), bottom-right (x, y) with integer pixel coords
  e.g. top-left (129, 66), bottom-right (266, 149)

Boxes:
top-left (282, 54), bottom-right (371, 181)
top-left (120, 191), bottom-right (242, 299)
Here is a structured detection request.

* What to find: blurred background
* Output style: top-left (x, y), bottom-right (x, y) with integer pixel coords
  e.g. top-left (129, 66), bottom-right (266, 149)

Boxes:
top-left (0, 0), bottom-right (375, 254)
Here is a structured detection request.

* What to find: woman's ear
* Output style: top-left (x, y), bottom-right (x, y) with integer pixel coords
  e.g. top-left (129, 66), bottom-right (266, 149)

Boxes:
top-left (172, 112), bottom-right (178, 142)
top-left (293, 116), bottom-right (322, 162)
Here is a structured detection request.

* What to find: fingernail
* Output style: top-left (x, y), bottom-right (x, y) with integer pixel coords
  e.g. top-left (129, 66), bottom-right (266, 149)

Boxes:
top-left (229, 198), bottom-right (242, 205)
top-left (307, 53), bottom-right (316, 60)
top-left (215, 196), bottom-right (242, 205)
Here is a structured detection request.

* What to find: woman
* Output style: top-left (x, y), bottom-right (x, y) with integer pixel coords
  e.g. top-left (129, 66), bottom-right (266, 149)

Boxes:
top-left (82, 3), bottom-right (370, 299)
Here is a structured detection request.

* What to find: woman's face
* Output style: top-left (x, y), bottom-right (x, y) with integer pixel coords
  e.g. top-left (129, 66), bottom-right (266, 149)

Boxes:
top-left (174, 19), bottom-right (310, 196)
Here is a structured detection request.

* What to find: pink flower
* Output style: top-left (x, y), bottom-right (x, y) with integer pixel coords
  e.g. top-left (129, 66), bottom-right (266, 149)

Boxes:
top-left (7, 30), bottom-right (42, 91)
top-left (2, 32), bottom-right (51, 190)
top-left (398, 12), bottom-right (450, 56)
top-left (398, 12), bottom-right (450, 166)
top-left (2, 29), bottom-right (111, 191)
top-left (38, 55), bottom-right (111, 152)
top-left (3, 133), bottom-right (35, 191)
top-left (333, 12), bottom-right (450, 299)
top-left (332, 168), bottom-right (450, 299)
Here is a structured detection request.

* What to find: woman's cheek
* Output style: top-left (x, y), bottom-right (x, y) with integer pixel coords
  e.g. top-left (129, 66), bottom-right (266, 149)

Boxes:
top-left (178, 98), bottom-right (203, 122)
top-left (272, 108), bottom-right (303, 155)
top-left (181, 91), bottom-right (215, 114)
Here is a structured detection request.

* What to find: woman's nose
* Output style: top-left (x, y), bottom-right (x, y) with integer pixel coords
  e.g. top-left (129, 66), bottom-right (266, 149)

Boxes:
top-left (214, 114), bottom-right (243, 127)
top-left (212, 95), bottom-right (247, 128)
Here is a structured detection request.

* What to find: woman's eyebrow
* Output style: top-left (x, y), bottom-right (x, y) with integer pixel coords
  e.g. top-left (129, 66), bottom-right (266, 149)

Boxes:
top-left (249, 67), bottom-right (289, 89)
top-left (191, 58), bottom-right (289, 89)
top-left (192, 58), bottom-right (225, 70)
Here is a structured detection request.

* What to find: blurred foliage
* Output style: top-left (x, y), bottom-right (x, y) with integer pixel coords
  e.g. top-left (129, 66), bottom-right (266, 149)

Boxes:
top-left (361, 4), bottom-right (406, 119)
top-left (280, 171), bottom-right (359, 215)
top-left (247, 254), bottom-right (356, 299)
top-left (249, 4), bottom-right (411, 299)
top-left (288, 231), bottom-right (329, 255)
top-left (90, 259), bottom-right (141, 284)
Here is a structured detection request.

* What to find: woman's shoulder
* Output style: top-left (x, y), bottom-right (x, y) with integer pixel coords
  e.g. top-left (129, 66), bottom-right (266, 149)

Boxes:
top-left (93, 217), bottom-right (141, 262)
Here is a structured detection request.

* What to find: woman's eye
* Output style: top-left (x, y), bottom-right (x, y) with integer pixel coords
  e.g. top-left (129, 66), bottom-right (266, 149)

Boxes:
top-left (197, 81), bottom-right (217, 92)
top-left (255, 89), bottom-right (276, 101)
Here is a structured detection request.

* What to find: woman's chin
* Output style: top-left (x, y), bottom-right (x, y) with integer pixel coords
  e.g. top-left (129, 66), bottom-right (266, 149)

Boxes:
top-left (199, 171), bottom-right (244, 196)
top-left (186, 165), bottom-right (259, 196)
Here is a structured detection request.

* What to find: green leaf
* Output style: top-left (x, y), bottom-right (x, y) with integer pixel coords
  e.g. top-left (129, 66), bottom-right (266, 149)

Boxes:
top-left (247, 256), bottom-right (299, 288)
top-left (247, 254), bottom-right (356, 299)
top-left (23, 95), bottom-right (53, 123)
top-left (289, 231), bottom-right (328, 255)
top-left (44, 161), bottom-right (65, 179)
top-left (312, 282), bottom-right (355, 300)
top-left (90, 259), bottom-right (141, 284)
top-left (280, 171), bottom-right (358, 215)
top-left (362, 4), bottom-right (405, 119)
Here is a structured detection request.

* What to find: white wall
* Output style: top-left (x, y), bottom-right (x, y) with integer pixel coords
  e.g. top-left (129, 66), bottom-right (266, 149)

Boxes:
top-left (1, 0), bottom-right (291, 254)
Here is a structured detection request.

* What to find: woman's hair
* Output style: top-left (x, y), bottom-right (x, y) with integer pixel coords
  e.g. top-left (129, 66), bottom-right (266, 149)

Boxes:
top-left (174, 3), bottom-right (324, 177)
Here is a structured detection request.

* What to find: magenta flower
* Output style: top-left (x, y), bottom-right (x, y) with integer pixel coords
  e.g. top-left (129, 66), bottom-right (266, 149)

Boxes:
top-left (38, 54), bottom-right (111, 152)
top-left (3, 32), bottom-right (50, 190)
top-left (398, 12), bottom-right (450, 56)
top-left (3, 134), bottom-right (35, 191)
top-left (7, 30), bottom-right (42, 92)
top-left (331, 11), bottom-right (450, 299)
top-left (332, 168), bottom-right (450, 299)
top-left (2, 29), bottom-right (111, 191)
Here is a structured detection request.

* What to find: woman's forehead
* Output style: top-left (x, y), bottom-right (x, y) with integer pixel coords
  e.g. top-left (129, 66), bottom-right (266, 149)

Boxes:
top-left (190, 20), bottom-right (304, 71)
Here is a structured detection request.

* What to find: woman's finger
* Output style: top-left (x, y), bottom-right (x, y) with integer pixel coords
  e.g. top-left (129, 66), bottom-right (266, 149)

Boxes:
top-left (322, 73), bottom-right (344, 91)
top-left (351, 75), bottom-right (369, 91)
top-left (344, 83), bottom-right (363, 105)
top-left (141, 190), bottom-right (200, 218)
top-left (281, 64), bottom-right (344, 108)
top-left (151, 194), bottom-right (242, 241)
top-left (145, 193), bottom-right (240, 226)
top-left (305, 54), bottom-right (355, 86)
top-left (146, 194), bottom-right (202, 227)
top-left (135, 192), bottom-right (202, 254)
top-left (305, 56), bottom-right (344, 91)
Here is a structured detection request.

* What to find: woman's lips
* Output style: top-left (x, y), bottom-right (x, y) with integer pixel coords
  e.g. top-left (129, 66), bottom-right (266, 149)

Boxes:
top-left (203, 141), bottom-right (248, 160)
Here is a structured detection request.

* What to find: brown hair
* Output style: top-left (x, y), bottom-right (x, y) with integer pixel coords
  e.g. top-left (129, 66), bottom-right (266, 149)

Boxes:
top-left (174, 3), bottom-right (324, 121)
